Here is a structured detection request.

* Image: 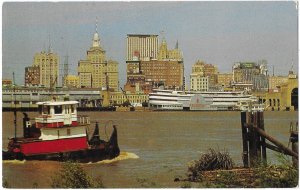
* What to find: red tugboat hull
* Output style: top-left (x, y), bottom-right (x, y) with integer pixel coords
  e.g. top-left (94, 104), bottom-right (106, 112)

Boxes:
top-left (3, 125), bottom-right (120, 163)
top-left (19, 137), bottom-right (88, 156)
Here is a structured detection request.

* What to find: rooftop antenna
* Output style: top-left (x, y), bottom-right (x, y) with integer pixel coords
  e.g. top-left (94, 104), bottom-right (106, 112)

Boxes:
top-left (48, 34), bottom-right (52, 53)
top-left (273, 65), bottom-right (274, 76)
top-left (160, 30), bottom-right (166, 41)
top-left (96, 16), bottom-right (98, 33)
top-left (290, 58), bottom-right (294, 72)
top-left (43, 41), bottom-right (46, 53)
top-left (63, 53), bottom-right (69, 87)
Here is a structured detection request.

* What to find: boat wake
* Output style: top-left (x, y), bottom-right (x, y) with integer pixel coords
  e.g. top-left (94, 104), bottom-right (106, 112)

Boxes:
top-left (3, 152), bottom-right (139, 164)
top-left (3, 160), bottom-right (26, 164)
top-left (90, 151), bottom-right (139, 164)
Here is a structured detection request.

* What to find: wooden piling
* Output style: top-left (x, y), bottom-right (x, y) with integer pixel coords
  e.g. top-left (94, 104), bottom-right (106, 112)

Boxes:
top-left (292, 142), bottom-right (298, 167)
top-left (241, 111), bottom-right (298, 169)
top-left (258, 112), bottom-right (267, 165)
top-left (290, 130), bottom-right (298, 167)
top-left (247, 125), bottom-right (298, 158)
top-left (248, 112), bottom-right (256, 167)
top-left (241, 111), bottom-right (249, 168)
top-left (254, 112), bottom-right (261, 164)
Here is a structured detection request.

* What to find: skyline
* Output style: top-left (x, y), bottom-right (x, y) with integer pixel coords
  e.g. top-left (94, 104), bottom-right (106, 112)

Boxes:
top-left (2, 1), bottom-right (298, 87)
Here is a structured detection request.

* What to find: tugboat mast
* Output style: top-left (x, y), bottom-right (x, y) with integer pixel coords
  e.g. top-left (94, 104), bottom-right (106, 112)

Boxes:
top-left (13, 72), bottom-right (17, 140)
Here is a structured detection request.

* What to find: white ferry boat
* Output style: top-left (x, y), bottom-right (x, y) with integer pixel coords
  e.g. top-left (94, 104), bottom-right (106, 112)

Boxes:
top-left (149, 89), bottom-right (260, 111)
top-left (148, 89), bottom-right (191, 110)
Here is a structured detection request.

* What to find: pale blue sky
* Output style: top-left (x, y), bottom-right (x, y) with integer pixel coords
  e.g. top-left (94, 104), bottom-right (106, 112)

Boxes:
top-left (2, 1), bottom-right (298, 87)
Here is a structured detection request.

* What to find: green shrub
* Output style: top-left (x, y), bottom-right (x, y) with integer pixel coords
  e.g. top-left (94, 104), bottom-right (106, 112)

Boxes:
top-left (187, 148), bottom-right (234, 181)
top-left (51, 161), bottom-right (104, 188)
top-left (136, 178), bottom-right (157, 188)
top-left (181, 181), bottom-right (192, 188)
top-left (3, 178), bottom-right (10, 188)
top-left (256, 155), bottom-right (298, 188)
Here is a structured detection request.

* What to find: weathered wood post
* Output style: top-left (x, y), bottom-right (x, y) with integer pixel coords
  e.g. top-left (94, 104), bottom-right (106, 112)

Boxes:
top-left (241, 110), bottom-right (267, 168)
top-left (254, 112), bottom-right (261, 165)
top-left (290, 122), bottom-right (298, 168)
top-left (241, 111), bottom-right (249, 168)
top-left (249, 111), bottom-right (262, 167)
top-left (291, 135), bottom-right (298, 167)
top-left (258, 111), bottom-right (267, 165)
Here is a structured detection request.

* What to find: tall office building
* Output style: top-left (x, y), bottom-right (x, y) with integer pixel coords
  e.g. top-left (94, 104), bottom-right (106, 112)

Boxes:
top-left (78, 22), bottom-right (119, 91)
top-left (125, 35), bottom-right (184, 92)
top-left (25, 65), bottom-right (40, 87)
top-left (232, 61), bottom-right (268, 91)
top-left (158, 38), bottom-right (183, 61)
top-left (217, 73), bottom-right (233, 87)
top-left (140, 60), bottom-right (184, 90)
top-left (31, 47), bottom-right (59, 88)
top-left (190, 60), bottom-right (218, 91)
top-left (126, 34), bottom-right (159, 61)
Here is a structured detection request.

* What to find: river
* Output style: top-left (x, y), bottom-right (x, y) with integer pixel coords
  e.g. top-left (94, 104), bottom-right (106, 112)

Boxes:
top-left (2, 111), bottom-right (298, 188)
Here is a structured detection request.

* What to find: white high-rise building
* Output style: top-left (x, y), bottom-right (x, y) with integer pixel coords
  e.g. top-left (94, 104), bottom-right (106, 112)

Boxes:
top-left (126, 34), bottom-right (159, 61)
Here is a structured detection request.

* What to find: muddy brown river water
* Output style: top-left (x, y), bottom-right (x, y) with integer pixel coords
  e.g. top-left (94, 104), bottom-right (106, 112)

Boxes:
top-left (2, 111), bottom-right (298, 188)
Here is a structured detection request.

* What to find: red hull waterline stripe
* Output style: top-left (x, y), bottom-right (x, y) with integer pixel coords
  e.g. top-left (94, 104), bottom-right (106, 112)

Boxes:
top-left (20, 137), bottom-right (88, 156)
top-left (36, 121), bottom-right (78, 128)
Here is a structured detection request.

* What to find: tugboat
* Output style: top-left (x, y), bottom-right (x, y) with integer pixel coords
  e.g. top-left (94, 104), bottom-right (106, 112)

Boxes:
top-left (3, 100), bottom-right (120, 162)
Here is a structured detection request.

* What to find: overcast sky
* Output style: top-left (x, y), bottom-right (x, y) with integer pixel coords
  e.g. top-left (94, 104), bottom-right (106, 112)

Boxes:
top-left (2, 1), bottom-right (298, 87)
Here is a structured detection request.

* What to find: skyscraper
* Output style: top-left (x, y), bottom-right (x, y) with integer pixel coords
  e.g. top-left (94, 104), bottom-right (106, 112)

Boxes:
top-left (126, 34), bottom-right (159, 61)
top-left (78, 21), bottom-right (119, 91)
top-left (190, 60), bottom-right (218, 91)
top-left (25, 65), bottom-right (40, 87)
top-left (125, 35), bottom-right (184, 92)
top-left (32, 47), bottom-right (59, 88)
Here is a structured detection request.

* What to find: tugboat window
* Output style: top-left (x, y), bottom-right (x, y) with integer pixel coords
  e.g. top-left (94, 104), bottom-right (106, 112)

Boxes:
top-left (38, 105), bottom-right (42, 114)
top-left (71, 105), bottom-right (75, 113)
top-left (54, 105), bottom-right (63, 114)
top-left (42, 106), bottom-right (50, 114)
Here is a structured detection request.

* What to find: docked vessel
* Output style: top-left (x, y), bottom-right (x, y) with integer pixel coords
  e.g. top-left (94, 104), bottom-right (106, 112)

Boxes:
top-left (149, 89), bottom-right (261, 111)
top-left (3, 100), bottom-right (120, 162)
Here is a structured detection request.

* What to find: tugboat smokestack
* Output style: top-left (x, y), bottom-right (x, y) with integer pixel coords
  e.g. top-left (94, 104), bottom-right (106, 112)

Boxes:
top-left (23, 113), bottom-right (30, 138)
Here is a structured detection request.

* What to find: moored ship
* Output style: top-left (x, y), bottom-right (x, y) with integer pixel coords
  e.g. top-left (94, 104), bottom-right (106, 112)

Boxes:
top-left (149, 89), bottom-right (261, 111)
top-left (3, 100), bottom-right (120, 162)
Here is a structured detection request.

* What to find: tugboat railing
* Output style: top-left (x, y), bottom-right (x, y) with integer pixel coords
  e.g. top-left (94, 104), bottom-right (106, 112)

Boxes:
top-left (78, 115), bottom-right (90, 125)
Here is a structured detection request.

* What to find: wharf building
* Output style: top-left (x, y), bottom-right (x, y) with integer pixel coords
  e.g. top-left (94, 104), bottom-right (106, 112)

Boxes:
top-left (254, 71), bottom-right (298, 111)
top-left (268, 75), bottom-right (288, 92)
top-left (2, 86), bottom-right (103, 109)
top-left (25, 47), bottom-right (59, 88)
top-left (190, 60), bottom-right (218, 91)
top-left (109, 91), bottom-right (148, 106)
top-left (232, 61), bottom-right (268, 92)
top-left (2, 79), bottom-right (13, 87)
top-left (78, 23), bottom-right (119, 91)
top-left (125, 34), bottom-right (184, 93)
